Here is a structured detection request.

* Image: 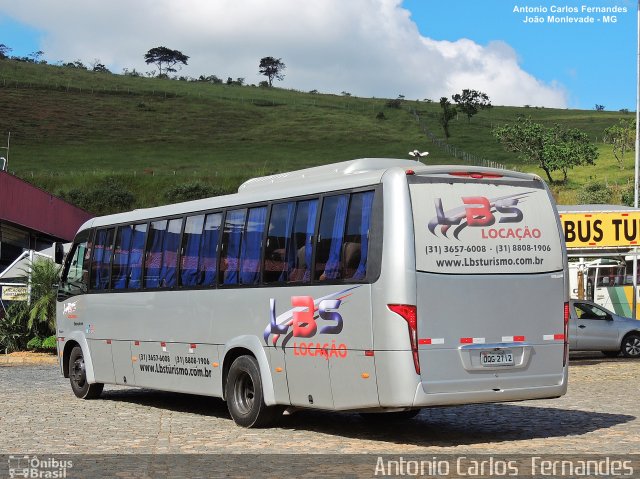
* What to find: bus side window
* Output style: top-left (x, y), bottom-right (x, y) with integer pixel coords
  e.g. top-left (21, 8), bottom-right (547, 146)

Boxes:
top-left (145, 220), bottom-right (167, 288)
top-left (240, 206), bottom-right (267, 285)
top-left (128, 224), bottom-right (147, 289)
top-left (144, 218), bottom-right (183, 289)
top-left (180, 215), bottom-right (205, 287)
top-left (159, 218), bottom-right (183, 288)
top-left (315, 194), bottom-right (349, 281)
top-left (342, 191), bottom-right (374, 280)
top-left (91, 228), bottom-right (115, 290)
top-left (288, 199), bottom-right (318, 283)
top-left (200, 213), bottom-right (222, 286)
top-left (264, 202), bottom-right (295, 283)
top-left (112, 225), bottom-right (134, 290)
top-left (220, 209), bottom-right (247, 285)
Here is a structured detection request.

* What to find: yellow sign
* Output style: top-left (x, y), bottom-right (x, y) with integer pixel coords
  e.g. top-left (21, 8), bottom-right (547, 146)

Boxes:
top-left (1, 285), bottom-right (28, 301)
top-left (559, 211), bottom-right (640, 249)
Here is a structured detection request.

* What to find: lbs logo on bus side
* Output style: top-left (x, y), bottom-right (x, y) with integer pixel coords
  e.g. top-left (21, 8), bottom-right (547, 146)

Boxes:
top-left (263, 286), bottom-right (360, 359)
top-left (428, 192), bottom-right (540, 240)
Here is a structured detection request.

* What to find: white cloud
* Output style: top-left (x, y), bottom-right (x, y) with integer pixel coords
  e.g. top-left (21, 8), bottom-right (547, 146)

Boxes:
top-left (0, 0), bottom-right (567, 107)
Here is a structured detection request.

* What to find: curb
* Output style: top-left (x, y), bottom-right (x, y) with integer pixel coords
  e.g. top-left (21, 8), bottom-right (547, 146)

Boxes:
top-left (0, 353), bottom-right (58, 365)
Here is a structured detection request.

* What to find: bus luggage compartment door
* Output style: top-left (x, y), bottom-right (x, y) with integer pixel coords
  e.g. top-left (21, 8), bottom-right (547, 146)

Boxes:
top-left (416, 272), bottom-right (565, 394)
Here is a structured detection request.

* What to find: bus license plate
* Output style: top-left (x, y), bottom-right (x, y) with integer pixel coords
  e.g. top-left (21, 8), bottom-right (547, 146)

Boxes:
top-left (480, 350), bottom-right (514, 366)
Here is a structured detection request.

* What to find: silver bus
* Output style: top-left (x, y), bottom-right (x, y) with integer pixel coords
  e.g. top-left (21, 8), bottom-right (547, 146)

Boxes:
top-left (56, 158), bottom-right (569, 427)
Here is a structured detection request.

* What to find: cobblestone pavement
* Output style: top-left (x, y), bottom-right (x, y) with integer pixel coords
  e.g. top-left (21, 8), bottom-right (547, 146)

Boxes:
top-left (0, 353), bottom-right (638, 455)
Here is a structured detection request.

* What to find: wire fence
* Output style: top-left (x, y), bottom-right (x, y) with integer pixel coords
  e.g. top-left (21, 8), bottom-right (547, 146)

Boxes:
top-left (411, 109), bottom-right (511, 170)
top-left (19, 169), bottom-right (232, 179)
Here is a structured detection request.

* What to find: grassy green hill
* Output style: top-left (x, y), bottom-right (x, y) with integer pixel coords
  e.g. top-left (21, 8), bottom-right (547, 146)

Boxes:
top-left (0, 59), bottom-right (635, 211)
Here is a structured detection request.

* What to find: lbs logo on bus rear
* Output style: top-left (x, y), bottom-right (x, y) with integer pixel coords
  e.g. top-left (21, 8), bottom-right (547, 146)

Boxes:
top-left (263, 286), bottom-right (360, 359)
top-left (428, 192), bottom-right (541, 240)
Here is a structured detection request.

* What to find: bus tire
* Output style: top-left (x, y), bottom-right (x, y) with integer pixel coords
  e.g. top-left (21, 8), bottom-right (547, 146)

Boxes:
top-left (69, 346), bottom-right (104, 399)
top-left (225, 355), bottom-right (282, 428)
top-left (621, 334), bottom-right (640, 358)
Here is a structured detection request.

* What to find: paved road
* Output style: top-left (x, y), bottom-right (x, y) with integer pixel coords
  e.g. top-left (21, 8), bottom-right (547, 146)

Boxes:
top-left (0, 354), bottom-right (638, 455)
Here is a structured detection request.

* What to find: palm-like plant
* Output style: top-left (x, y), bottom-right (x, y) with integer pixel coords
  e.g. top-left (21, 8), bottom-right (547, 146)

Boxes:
top-left (22, 258), bottom-right (61, 336)
top-left (0, 303), bottom-right (29, 353)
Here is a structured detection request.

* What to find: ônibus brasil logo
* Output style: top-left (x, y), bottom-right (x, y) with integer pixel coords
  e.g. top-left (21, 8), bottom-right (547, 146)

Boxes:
top-left (428, 192), bottom-right (534, 240)
top-left (264, 286), bottom-right (360, 349)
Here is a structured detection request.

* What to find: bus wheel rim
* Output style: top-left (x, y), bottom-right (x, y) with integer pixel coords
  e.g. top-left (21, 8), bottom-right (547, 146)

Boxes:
top-left (72, 358), bottom-right (86, 388)
top-left (234, 372), bottom-right (255, 415)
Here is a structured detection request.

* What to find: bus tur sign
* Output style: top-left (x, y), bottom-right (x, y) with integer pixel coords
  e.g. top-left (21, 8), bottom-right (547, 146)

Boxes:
top-left (559, 211), bottom-right (640, 249)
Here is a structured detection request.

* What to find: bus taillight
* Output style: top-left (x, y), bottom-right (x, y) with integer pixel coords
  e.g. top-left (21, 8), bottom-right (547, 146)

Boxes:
top-left (448, 172), bottom-right (503, 179)
top-left (563, 302), bottom-right (570, 366)
top-left (388, 304), bottom-right (420, 375)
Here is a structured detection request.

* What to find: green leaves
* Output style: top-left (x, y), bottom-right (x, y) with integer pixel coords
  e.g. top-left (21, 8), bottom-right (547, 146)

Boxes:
top-left (24, 259), bottom-right (61, 336)
top-left (258, 57), bottom-right (286, 87)
top-left (603, 119), bottom-right (635, 168)
top-left (452, 89), bottom-right (492, 123)
top-left (438, 97), bottom-right (457, 138)
top-left (144, 46), bottom-right (189, 76)
top-left (493, 117), bottom-right (598, 183)
top-left (60, 176), bottom-right (135, 215)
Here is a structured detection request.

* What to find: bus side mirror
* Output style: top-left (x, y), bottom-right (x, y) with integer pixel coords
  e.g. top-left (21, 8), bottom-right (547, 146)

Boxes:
top-left (54, 242), bottom-right (64, 264)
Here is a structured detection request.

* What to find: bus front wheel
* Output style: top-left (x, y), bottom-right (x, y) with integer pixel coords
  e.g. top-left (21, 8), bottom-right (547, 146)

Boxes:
top-left (225, 355), bottom-right (282, 428)
top-left (69, 346), bottom-right (104, 399)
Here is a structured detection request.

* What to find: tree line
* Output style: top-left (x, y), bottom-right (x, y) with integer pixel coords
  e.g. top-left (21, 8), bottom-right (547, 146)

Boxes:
top-left (0, 43), bottom-right (287, 88)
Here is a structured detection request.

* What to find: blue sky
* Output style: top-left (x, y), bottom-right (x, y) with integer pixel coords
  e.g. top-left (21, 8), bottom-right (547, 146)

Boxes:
top-left (0, 0), bottom-right (636, 110)
top-left (404, 0), bottom-right (636, 110)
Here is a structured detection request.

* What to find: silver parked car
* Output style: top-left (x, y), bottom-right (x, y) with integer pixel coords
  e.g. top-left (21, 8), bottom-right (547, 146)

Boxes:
top-left (569, 300), bottom-right (640, 358)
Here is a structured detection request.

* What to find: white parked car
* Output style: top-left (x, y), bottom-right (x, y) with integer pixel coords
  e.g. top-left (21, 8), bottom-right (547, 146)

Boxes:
top-left (569, 300), bottom-right (640, 358)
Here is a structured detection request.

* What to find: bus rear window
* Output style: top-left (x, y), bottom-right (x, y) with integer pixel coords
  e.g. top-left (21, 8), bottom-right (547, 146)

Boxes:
top-left (410, 180), bottom-right (563, 274)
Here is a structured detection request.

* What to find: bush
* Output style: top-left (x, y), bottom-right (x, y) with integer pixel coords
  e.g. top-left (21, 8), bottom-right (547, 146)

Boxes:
top-left (42, 335), bottom-right (57, 351)
top-left (27, 336), bottom-right (43, 351)
top-left (385, 98), bottom-right (402, 109)
top-left (25, 335), bottom-right (56, 352)
top-left (164, 182), bottom-right (225, 203)
top-left (61, 177), bottom-right (135, 215)
top-left (376, 111), bottom-right (386, 120)
top-left (621, 184), bottom-right (635, 207)
top-left (577, 181), bottom-right (613, 204)
top-left (0, 303), bottom-right (30, 353)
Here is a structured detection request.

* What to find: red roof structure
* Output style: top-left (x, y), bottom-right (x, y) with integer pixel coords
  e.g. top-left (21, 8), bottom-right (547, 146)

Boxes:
top-left (0, 171), bottom-right (93, 241)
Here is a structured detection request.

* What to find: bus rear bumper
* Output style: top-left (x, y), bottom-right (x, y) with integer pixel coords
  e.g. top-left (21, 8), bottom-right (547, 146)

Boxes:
top-left (412, 379), bottom-right (568, 407)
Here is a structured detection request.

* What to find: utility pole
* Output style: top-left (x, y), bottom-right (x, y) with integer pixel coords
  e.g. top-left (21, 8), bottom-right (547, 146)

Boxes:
top-left (633, 0), bottom-right (639, 318)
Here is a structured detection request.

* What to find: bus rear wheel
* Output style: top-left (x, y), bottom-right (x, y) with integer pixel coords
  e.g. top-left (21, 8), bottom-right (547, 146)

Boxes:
top-left (69, 346), bottom-right (104, 399)
top-left (225, 355), bottom-right (282, 428)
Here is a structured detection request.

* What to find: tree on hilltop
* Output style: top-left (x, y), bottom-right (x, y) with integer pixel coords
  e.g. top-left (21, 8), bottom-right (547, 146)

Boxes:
top-left (452, 89), bottom-right (492, 123)
top-left (258, 57), bottom-right (286, 87)
top-left (144, 47), bottom-right (189, 77)
top-left (0, 44), bottom-right (12, 59)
